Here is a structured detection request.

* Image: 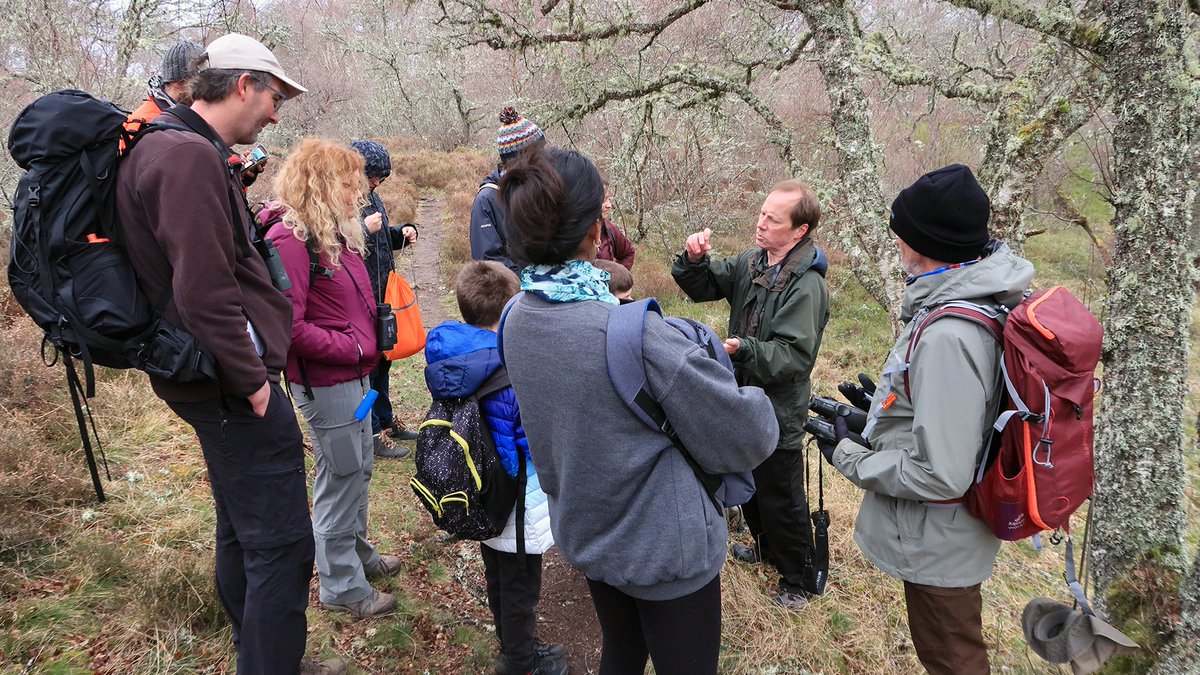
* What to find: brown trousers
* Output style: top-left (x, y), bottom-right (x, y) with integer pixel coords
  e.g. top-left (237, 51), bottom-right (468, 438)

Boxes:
top-left (903, 581), bottom-right (989, 675)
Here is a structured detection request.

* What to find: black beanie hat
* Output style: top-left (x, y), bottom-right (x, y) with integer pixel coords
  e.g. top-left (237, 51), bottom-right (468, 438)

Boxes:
top-left (889, 164), bottom-right (990, 263)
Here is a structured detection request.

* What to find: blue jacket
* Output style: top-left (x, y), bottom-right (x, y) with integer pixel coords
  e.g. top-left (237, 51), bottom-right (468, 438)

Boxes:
top-left (424, 321), bottom-right (554, 554)
top-left (361, 190), bottom-right (415, 302)
top-left (468, 169), bottom-right (518, 273)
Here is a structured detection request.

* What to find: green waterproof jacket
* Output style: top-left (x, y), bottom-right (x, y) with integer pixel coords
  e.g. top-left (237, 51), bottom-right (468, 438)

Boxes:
top-left (672, 238), bottom-right (829, 451)
top-left (833, 241), bottom-right (1034, 587)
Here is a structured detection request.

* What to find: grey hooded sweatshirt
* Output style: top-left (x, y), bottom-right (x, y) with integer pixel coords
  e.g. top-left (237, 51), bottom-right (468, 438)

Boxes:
top-left (502, 294), bottom-right (779, 601)
top-left (834, 242), bottom-right (1034, 587)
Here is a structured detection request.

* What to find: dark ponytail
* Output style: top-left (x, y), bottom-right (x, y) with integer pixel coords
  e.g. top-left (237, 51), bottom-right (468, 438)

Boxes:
top-left (499, 146), bottom-right (604, 265)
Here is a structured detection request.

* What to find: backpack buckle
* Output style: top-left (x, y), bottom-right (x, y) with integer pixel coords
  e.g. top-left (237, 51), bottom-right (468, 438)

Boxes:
top-left (28, 185), bottom-right (39, 206)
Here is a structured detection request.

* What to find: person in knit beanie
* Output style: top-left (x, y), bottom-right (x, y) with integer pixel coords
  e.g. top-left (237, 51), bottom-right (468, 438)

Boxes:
top-left (348, 139), bottom-right (420, 457)
top-left (470, 107), bottom-right (547, 273)
top-left (158, 40), bottom-right (204, 104)
top-left (825, 163), bottom-right (1035, 675)
top-left (888, 164), bottom-right (991, 273)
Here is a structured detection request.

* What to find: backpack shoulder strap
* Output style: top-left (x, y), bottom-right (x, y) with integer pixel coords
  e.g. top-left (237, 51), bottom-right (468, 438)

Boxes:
top-left (306, 238), bottom-right (335, 282)
top-left (605, 298), bottom-right (665, 431)
top-left (902, 302), bottom-right (1005, 399)
top-left (473, 366), bottom-right (511, 401)
top-left (496, 291), bottom-right (525, 365)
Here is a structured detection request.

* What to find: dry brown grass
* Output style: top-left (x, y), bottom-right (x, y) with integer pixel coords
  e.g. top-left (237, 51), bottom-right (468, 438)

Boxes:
top-left (377, 174), bottom-right (419, 225)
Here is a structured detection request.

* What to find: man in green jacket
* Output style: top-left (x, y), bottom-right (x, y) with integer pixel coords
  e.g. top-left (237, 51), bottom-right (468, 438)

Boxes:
top-left (822, 165), bottom-right (1034, 674)
top-left (672, 180), bottom-right (830, 609)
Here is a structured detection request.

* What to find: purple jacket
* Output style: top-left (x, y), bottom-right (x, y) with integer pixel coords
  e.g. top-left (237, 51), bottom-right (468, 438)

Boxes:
top-left (268, 222), bottom-right (382, 387)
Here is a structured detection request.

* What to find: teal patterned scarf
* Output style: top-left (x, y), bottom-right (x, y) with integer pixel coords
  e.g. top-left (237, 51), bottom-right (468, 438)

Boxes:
top-left (520, 259), bottom-right (618, 305)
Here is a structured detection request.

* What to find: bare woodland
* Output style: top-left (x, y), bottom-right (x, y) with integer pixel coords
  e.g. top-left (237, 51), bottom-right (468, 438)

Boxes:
top-left (0, 0), bottom-right (1197, 670)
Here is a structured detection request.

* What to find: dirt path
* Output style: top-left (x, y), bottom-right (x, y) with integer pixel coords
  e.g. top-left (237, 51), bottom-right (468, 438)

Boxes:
top-left (404, 196), bottom-right (451, 329)
top-left (409, 194), bottom-right (604, 672)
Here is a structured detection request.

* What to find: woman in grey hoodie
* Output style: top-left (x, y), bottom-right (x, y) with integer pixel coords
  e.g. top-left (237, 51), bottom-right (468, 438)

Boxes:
top-left (498, 146), bottom-right (778, 675)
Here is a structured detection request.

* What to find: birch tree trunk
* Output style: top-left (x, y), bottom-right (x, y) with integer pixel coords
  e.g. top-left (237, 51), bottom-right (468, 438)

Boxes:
top-left (1091, 0), bottom-right (1196, 664)
top-left (793, 0), bottom-right (905, 318)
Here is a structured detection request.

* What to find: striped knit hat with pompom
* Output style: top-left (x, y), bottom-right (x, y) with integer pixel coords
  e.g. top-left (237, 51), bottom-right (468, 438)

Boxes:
top-left (497, 106), bottom-right (545, 162)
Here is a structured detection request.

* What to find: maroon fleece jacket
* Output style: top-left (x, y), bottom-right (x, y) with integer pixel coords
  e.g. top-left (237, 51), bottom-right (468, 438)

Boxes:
top-left (266, 223), bottom-right (382, 387)
top-left (115, 112), bottom-right (292, 402)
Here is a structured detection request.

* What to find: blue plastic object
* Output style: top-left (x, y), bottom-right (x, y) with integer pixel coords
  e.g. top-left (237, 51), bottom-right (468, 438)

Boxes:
top-left (354, 389), bottom-right (379, 421)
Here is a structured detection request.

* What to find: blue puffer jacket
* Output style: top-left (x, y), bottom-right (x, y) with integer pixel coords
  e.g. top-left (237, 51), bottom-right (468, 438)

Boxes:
top-left (361, 190), bottom-right (416, 302)
top-left (424, 321), bottom-right (554, 554)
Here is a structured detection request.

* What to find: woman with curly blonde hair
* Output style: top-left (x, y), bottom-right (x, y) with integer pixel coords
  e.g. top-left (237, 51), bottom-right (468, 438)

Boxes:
top-left (266, 138), bottom-right (401, 620)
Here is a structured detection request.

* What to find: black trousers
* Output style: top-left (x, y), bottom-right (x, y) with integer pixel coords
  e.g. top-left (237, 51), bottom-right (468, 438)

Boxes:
top-left (169, 383), bottom-right (315, 675)
top-left (586, 575), bottom-right (721, 675)
top-left (481, 545), bottom-right (543, 672)
top-left (742, 448), bottom-right (818, 594)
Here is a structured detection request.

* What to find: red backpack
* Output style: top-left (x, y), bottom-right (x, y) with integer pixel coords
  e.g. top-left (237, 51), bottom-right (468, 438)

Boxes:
top-left (905, 286), bottom-right (1103, 541)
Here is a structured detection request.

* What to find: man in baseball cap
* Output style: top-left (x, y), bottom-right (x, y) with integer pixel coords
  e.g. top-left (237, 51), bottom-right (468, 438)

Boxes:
top-left (116, 34), bottom-right (342, 675)
top-left (197, 32), bottom-right (307, 98)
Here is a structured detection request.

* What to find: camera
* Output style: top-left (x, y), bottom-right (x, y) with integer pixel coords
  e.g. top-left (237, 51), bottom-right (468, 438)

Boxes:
top-left (376, 303), bottom-right (397, 351)
top-left (809, 396), bottom-right (867, 434)
top-left (803, 395), bottom-right (868, 444)
top-left (803, 416), bottom-right (837, 443)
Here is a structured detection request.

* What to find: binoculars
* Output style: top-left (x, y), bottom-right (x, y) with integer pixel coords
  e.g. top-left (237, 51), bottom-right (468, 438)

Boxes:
top-left (803, 396), bottom-right (867, 444)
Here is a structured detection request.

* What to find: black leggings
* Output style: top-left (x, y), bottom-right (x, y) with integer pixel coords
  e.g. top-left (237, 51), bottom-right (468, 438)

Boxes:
top-left (586, 574), bottom-right (721, 675)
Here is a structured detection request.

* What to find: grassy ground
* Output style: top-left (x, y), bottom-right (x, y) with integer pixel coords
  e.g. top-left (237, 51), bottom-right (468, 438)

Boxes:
top-left (0, 145), bottom-right (1196, 673)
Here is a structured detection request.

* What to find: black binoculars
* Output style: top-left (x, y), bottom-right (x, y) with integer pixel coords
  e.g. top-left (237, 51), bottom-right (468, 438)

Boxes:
top-left (803, 396), bottom-right (868, 443)
top-left (377, 304), bottom-right (397, 351)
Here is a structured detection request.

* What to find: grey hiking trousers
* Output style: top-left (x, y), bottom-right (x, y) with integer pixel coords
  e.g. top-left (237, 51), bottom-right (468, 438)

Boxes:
top-left (291, 376), bottom-right (383, 605)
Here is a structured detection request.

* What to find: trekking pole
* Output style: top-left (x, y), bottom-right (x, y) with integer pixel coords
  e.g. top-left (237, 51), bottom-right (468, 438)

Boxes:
top-left (62, 352), bottom-right (109, 502)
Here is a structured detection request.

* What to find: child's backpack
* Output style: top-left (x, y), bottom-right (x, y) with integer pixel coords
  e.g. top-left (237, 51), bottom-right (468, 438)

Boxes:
top-left (7, 90), bottom-right (217, 500)
top-left (606, 299), bottom-right (756, 512)
top-left (903, 286), bottom-right (1103, 541)
top-left (411, 368), bottom-right (523, 545)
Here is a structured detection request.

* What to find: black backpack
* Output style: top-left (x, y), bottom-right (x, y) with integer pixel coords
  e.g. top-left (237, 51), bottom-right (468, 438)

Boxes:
top-left (7, 89), bottom-right (217, 499)
top-left (410, 368), bottom-right (526, 551)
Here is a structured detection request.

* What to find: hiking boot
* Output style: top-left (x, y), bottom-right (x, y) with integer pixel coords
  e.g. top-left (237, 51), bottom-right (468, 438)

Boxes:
top-left (299, 657), bottom-right (348, 675)
top-left (495, 645), bottom-right (568, 675)
top-left (321, 589), bottom-right (397, 619)
top-left (366, 554), bottom-right (402, 580)
top-left (531, 652), bottom-right (569, 675)
top-left (390, 420), bottom-right (419, 441)
top-left (535, 639), bottom-right (566, 660)
top-left (374, 433), bottom-right (410, 459)
top-left (774, 590), bottom-right (811, 610)
top-left (731, 543), bottom-right (760, 564)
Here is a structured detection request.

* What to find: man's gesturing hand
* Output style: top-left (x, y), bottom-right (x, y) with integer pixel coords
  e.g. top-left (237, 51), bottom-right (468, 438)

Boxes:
top-left (685, 227), bottom-right (713, 262)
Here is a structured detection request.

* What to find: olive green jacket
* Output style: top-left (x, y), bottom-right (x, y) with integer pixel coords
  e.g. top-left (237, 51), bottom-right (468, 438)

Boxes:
top-left (672, 239), bottom-right (829, 450)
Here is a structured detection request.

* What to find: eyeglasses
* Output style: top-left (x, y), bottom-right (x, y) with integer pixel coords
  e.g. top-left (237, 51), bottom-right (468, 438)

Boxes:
top-left (250, 75), bottom-right (287, 111)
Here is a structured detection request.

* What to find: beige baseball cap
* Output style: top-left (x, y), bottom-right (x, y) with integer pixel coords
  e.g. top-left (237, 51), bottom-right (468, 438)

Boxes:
top-left (198, 33), bottom-right (307, 98)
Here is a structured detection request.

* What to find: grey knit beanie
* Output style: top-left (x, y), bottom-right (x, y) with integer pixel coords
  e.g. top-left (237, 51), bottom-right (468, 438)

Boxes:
top-left (160, 41), bottom-right (203, 84)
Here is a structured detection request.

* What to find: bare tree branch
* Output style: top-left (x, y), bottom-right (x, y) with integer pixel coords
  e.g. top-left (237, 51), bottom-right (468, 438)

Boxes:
top-left (859, 32), bottom-right (1003, 102)
top-left (942, 0), bottom-right (1108, 54)
top-left (438, 0), bottom-right (715, 49)
top-left (552, 66), bottom-right (800, 176)
top-left (1053, 186), bottom-right (1113, 266)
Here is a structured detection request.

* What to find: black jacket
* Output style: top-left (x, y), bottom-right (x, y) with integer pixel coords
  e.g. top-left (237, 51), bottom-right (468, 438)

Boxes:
top-left (361, 190), bottom-right (415, 302)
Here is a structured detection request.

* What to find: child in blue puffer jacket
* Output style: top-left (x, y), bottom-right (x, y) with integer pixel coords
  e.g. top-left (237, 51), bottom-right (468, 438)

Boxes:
top-left (423, 261), bottom-right (567, 675)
